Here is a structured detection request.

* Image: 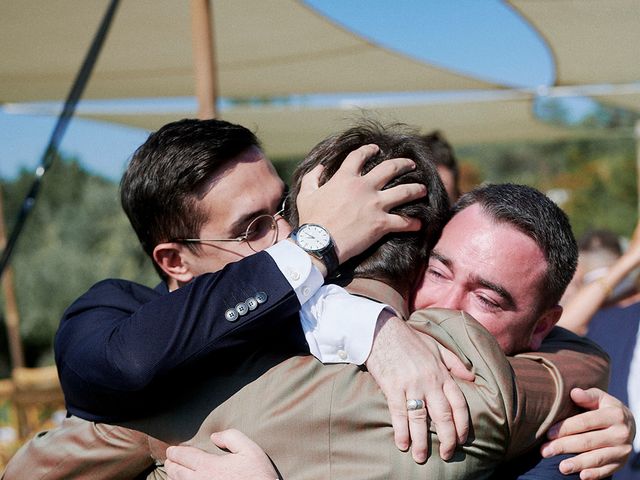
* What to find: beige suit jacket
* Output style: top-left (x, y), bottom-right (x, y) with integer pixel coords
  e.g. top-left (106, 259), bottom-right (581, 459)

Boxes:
top-left (162, 317), bottom-right (605, 478)
top-left (139, 279), bottom-right (608, 479)
top-left (3, 280), bottom-right (609, 479)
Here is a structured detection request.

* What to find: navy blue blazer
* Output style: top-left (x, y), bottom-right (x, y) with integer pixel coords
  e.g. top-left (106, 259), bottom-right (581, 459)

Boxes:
top-left (55, 251), bottom-right (307, 422)
top-left (587, 301), bottom-right (640, 480)
top-left (492, 452), bottom-right (579, 480)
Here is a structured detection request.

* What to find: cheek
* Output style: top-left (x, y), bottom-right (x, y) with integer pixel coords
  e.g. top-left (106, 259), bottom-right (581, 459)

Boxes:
top-left (474, 316), bottom-right (518, 353)
top-left (474, 317), bottom-right (501, 337)
top-left (196, 248), bottom-right (249, 275)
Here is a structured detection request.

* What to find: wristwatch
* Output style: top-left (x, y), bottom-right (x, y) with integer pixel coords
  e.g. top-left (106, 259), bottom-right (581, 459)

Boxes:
top-left (290, 223), bottom-right (339, 277)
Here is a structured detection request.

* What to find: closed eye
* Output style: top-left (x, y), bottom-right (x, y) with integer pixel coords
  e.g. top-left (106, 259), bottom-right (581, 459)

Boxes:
top-left (475, 293), bottom-right (501, 311)
top-left (426, 267), bottom-right (446, 280)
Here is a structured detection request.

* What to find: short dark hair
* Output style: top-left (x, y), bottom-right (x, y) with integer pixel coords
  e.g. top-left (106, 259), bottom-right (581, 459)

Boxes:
top-left (453, 183), bottom-right (578, 309)
top-left (120, 118), bottom-right (260, 276)
top-left (422, 130), bottom-right (460, 198)
top-left (288, 120), bottom-right (449, 295)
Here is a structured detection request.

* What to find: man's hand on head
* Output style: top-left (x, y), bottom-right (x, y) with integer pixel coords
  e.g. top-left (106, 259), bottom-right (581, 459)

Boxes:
top-left (365, 310), bottom-right (474, 463)
top-left (540, 388), bottom-right (636, 480)
top-left (165, 429), bottom-right (278, 480)
top-left (296, 144), bottom-right (427, 266)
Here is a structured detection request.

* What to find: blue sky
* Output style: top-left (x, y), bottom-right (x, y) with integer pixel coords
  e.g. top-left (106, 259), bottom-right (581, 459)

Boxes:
top-left (305, 0), bottom-right (553, 88)
top-left (1, 1), bottom-right (559, 181)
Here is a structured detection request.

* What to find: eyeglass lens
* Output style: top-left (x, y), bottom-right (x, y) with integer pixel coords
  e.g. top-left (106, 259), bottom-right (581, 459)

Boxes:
top-left (245, 214), bottom-right (279, 252)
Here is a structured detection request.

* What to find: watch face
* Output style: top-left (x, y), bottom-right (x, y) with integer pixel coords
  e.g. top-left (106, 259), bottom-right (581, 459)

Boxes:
top-left (297, 224), bottom-right (331, 252)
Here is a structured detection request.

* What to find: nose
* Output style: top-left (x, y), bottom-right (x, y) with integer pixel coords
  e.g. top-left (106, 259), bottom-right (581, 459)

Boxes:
top-left (433, 290), bottom-right (464, 310)
top-left (414, 281), bottom-right (465, 311)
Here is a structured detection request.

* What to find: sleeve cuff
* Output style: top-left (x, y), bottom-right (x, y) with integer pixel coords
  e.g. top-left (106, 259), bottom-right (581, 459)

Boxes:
top-left (266, 240), bottom-right (324, 306)
top-left (300, 284), bottom-right (387, 365)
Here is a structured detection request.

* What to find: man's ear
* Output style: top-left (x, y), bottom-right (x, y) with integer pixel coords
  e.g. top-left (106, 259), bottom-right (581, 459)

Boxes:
top-left (153, 242), bottom-right (196, 285)
top-left (529, 305), bottom-right (563, 351)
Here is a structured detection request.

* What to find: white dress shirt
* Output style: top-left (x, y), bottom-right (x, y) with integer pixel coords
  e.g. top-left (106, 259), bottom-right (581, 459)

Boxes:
top-left (267, 240), bottom-right (385, 365)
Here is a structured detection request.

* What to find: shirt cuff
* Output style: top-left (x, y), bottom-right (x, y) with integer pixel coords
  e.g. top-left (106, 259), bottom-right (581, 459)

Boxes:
top-left (300, 284), bottom-right (387, 365)
top-left (266, 240), bottom-right (324, 306)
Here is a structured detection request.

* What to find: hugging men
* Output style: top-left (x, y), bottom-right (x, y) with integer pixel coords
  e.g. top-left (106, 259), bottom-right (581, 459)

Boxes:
top-left (4, 119), bottom-right (634, 480)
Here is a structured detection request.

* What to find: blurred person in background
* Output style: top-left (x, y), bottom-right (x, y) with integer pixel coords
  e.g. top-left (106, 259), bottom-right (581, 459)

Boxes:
top-left (560, 220), bottom-right (640, 479)
top-left (421, 130), bottom-right (461, 204)
top-left (560, 229), bottom-right (636, 307)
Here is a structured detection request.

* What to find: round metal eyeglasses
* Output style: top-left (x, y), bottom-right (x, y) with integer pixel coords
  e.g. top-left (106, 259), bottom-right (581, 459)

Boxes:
top-left (173, 203), bottom-right (286, 253)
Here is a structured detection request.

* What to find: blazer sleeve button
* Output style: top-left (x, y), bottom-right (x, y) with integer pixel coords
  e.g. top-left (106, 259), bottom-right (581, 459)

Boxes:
top-left (235, 302), bottom-right (249, 316)
top-left (225, 308), bottom-right (239, 322)
top-left (246, 297), bottom-right (258, 311)
top-left (255, 292), bottom-right (268, 304)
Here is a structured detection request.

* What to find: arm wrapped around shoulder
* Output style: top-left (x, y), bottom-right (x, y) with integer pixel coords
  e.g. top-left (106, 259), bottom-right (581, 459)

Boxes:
top-left (407, 310), bottom-right (610, 465)
top-left (407, 308), bottom-right (515, 474)
top-left (507, 326), bottom-right (610, 458)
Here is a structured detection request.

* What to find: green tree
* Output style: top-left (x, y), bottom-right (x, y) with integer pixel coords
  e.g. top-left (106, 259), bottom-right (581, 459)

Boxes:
top-left (458, 135), bottom-right (637, 240)
top-left (1, 155), bottom-right (156, 369)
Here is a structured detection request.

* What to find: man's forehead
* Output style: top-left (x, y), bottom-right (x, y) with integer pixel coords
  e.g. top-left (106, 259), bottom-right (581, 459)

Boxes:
top-left (443, 204), bottom-right (522, 243)
top-left (436, 205), bottom-right (489, 248)
top-left (434, 205), bottom-right (547, 293)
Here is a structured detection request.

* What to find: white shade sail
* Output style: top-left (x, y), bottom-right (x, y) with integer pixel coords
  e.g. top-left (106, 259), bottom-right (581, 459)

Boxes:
top-left (1, 0), bottom-right (500, 104)
top-left (509, 0), bottom-right (640, 87)
top-left (3, 0), bottom-right (637, 154)
top-left (86, 95), bottom-right (585, 159)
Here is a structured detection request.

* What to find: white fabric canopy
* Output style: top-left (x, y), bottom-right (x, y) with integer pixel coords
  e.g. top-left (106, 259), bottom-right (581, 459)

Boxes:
top-left (3, 0), bottom-right (636, 152)
top-left (509, 0), bottom-right (640, 87)
top-left (86, 95), bottom-right (585, 158)
top-left (1, 0), bottom-right (499, 103)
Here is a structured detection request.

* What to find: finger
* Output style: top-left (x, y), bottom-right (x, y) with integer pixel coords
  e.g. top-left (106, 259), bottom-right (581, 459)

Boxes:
top-left (338, 144), bottom-right (380, 176)
top-left (541, 430), bottom-right (613, 457)
top-left (388, 393), bottom-right (411, 452)
top-left (569, 387), bottom-right (603, 411)
top-left (367, 187), bottom-right (426, 234)
top-left (579, 463), bottom-right (621, 480)
top-left (547, 410), bottom-right (611, 439)
top-left (406, 399), bottom-right (429, 463)
top-left (165, 458), bottom-right (194, 480)
top-left (423, 391), bottom-right (456, 461)
top-left (443, 379), bottom-right (470, 445)
top-left (210, 429), bottom-right (257, 455)
top-left (378, 213), bottom-right (422, 235)
top-left (298, 164), bottom-right (324, 197)
top-left (439, 347), bottom-right (474, 382)
top-left (555, 448), bottom-right (624, 478)
top-left (166, 446), bottom-right (206, 470)
top-left (379, 183), bottom-right (428, 210)
top-left (364, 157), bottom-right (416, 189)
